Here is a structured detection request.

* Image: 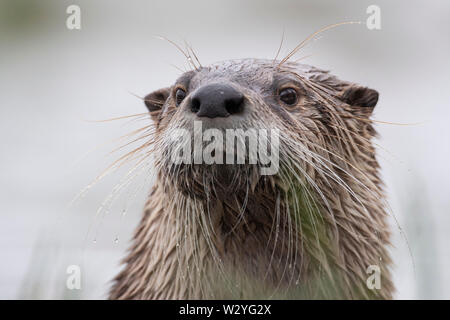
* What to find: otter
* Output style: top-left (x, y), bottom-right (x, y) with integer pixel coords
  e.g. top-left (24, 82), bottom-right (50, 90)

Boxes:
top-left (109, 58), bottom-right (393, 299)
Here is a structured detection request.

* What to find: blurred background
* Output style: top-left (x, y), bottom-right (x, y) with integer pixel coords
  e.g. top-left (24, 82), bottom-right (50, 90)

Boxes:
top-left (0, 0), bottom-right (449, 299)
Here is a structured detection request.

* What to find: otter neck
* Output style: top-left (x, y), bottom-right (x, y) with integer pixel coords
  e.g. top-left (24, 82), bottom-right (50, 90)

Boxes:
top-left (110, 168), bottom-right (393, 299)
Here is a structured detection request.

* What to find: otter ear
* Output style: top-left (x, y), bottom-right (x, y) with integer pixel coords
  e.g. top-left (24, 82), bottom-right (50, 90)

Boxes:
top-left (340, 85), bottom-right (379, 114)
top-left (144, 87), bottom-right (170, 120)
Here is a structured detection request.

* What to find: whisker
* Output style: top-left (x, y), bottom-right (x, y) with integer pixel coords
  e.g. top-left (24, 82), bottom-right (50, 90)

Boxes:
top-left (154, 35), bottom-right (195, 71)
top-left (185, 40), bottom-right (203, 69)
top-left (272, 27), bottom-right (285, 64)
top-left (278, 21), bottom-right (361, 67)
top-left (82, 112), bottom-right (149, 123)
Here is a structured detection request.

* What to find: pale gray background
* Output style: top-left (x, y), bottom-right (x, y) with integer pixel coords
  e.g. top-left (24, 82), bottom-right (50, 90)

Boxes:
top-left (0, 0), bottom-right (449, 299)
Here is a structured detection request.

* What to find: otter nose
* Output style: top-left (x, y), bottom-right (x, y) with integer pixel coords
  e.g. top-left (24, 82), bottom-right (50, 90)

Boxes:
top-left (190, 83), bottom-right (244, 118)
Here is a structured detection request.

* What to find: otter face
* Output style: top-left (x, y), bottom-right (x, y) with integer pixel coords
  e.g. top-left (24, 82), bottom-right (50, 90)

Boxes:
top-left (144, 58), bottom-right (379, 197)
top-left (109, 58), bottom-right (390, 300)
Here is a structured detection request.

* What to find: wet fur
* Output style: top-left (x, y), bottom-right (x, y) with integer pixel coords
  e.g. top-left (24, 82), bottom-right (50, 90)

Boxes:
top-left (109, 59), bottom-right (393, 299)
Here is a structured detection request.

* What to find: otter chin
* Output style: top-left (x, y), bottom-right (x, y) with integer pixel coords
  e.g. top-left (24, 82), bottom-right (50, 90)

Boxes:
top-left (109, 58), bottom-right (393, 300)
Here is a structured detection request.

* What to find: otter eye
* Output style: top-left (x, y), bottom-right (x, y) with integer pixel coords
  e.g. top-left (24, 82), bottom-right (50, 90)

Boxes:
top-left (175, 88), bottom-right (186, 106)
top-left (279, 88), bottom-right (298, 105)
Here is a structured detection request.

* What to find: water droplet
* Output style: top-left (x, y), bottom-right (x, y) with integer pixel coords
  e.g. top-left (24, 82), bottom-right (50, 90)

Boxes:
top-left (114, 237), bottom-right (119, 244)
top-left (121, 209), bottom-right (127, 216)
top-left (92, 239), bottom-right (97, 244)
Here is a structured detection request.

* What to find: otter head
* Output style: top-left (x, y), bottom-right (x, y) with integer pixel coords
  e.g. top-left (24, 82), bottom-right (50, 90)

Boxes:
top-left (144, 59), bottom-right (378, 202)
top-left (110, 58), bottom-right (392, 300)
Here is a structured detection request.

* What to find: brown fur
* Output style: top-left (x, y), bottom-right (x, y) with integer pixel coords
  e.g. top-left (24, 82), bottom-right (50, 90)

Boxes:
top-left (109, 59), bottom-right (393, 299)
